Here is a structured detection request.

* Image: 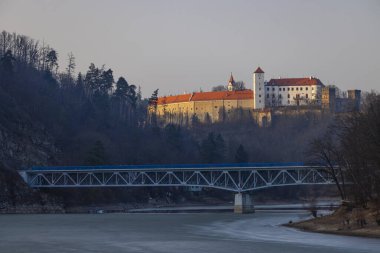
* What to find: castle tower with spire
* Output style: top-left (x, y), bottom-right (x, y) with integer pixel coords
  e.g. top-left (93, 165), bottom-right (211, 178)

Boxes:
top-left (227, 73), bottom-right (235, 91)
top-left (253, 67), bottom-right (265, 109)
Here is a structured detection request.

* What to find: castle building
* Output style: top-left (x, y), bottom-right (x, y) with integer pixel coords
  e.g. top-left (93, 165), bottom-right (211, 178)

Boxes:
top-left (264, 76), bottom-right (324, 107)
top-left (152, 67), bottom-right (359, 125)
top-left (253, 67), bottom-right (265, 109)
top-left (156, 87), bottom-right (256, 124)
top-left (322, 88), bottom-right (361, 113)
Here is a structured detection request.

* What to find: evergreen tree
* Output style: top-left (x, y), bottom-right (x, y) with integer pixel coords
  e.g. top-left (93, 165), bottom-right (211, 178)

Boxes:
top-left (76, 72), bottom-right (84, 88)
top-left (148, 89), bottom-right (159, 109)
top-left (235, 144), bottom-right (248, 163)
top-left (191, 114), bottom-right (200, 126)
top-left (164, 124), bottom-right (182, 151)
top-left (85, 141), bottom-right (108, 165)
top-left (215, 133), bottom-right (226, 161)
top-left (84, 63), bottom-right (102, 94)
top-left (199, 132), bottom-right (217, 163)
top-left (136, 86), bottom-right (142, 103)
top-left (148, 89), bottom-right (159, 126)
top-left (126, 83), bottom-right (137, 109)
top-left (199, 132), bottom-right (225, 163)
top-left (100, 68), bottom-right (114, 94)
top-left (114, 76), bottom-right (134, 121)
top-left (75, 72), bottom-right (85, 101)
top-left (204, 113), bottom-right (212, 124)
top-left (46, 49), bottom-right (58, 73)
top-left (115, 77), bottom-right (129, 98)
top-left (84, 63), bottom-right (97, 92)
top-left (218, 107), bottom-right (227, 122)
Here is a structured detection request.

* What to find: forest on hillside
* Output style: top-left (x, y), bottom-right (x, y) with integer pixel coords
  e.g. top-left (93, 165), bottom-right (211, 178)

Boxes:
top-left (1, 31), bottom-right (378, 210)
top-left (0, 30), bottom-right (334, 168)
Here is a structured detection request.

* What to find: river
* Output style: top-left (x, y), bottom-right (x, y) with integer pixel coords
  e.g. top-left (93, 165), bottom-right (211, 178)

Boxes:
top-left (0, 211), bottom-right (379, 253)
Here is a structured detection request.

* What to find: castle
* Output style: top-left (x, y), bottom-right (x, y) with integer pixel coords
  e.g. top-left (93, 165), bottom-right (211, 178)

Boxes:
top-left (151, 67), bottom-right (360, 126)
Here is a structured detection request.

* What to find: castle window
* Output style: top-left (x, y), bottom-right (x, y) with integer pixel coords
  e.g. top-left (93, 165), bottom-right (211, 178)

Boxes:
top-left (306, 94), bottom-right (308, 98)
top-left (300, 87), bottom-right (303, 91)
top-left (259, 94), bottom-right (261, 97)
top-left (306, 87), bottom-right (308, 91)
top-left (214, 106), bottom-right (217, 108)
top-left (292, 88), bottom-right (294, 91)
top-left (296, 87), bottom-right (299, 91)
top-left (279, 94), bottom-right (282, 98)
top-left (272, 94), bottom-right (275, 98)
top-left (267, 88), bottom-right (269, 91)
top-left (288, 87), bottom-right (290, 91)
top-left (272, 87), bottom-right (275, 91)
top-left (288, 94), bottom-right (290, 98)
top-left (259, 88), bottom-right (261, 90)
top-left (259, 100), bottom-right (261, 103)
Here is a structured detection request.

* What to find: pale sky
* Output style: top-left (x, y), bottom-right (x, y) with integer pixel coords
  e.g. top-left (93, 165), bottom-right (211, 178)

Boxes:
top-left (1, 0), bottom-right (379, 97)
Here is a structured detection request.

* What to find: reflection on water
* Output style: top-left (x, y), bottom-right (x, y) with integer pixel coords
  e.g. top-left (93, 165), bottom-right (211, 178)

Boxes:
top-left (0, 211), bottom-right (379, 253)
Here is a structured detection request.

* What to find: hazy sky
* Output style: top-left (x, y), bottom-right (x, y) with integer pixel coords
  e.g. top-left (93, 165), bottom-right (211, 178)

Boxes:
top-left (1, 0), bottom-right (379, 97)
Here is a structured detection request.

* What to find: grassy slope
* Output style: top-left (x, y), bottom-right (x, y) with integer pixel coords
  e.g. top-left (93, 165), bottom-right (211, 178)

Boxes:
top-left (286, 203), bottom-right (380, 238)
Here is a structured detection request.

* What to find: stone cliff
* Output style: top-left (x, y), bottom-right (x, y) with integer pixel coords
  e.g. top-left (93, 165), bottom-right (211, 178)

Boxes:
top-left (0, 88), bottom-right (64, 213)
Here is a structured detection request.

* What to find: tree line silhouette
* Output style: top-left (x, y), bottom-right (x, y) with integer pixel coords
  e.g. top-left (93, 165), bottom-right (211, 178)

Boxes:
top-left (2, 30), bottom-right (376, 206)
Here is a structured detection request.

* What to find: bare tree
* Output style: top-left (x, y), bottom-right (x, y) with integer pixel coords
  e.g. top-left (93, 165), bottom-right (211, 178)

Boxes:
top-left (212, 85), bottom-right (227, 92)
top-left (309, 131), bottom-right (347, 200)
top-left (234, 81), bottom-right (246, 91)
top-left (66, 52), bottom-right (76, 82)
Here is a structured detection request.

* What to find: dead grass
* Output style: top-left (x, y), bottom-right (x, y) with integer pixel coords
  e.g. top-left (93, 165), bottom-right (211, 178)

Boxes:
top-left (286, 203), bottom-right (380, 238)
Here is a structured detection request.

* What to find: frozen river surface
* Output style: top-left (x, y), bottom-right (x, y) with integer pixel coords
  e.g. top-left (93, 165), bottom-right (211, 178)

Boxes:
top-left (0, 211), bottom-right (379, 253)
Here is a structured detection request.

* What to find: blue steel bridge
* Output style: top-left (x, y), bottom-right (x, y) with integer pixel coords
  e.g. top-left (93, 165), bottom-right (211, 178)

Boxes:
top-left (19, 162), bottom-right (337, 193)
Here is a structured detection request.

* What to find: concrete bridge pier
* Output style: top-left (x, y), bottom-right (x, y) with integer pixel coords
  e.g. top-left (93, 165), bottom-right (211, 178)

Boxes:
top-left (234, 193), bottom-right (254, 214)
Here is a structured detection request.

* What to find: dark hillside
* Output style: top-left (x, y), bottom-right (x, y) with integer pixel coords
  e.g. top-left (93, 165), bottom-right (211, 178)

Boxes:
top-left (0, 31), bottom-right (338, 211)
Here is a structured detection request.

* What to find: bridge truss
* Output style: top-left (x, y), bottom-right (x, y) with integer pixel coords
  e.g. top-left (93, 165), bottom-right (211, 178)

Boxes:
top-left (20, 165), bottom-right (338, 192)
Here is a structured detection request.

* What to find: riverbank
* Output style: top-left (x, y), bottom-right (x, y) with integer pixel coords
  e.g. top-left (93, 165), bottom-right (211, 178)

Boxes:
top-left (127, 202), bottom-right (338, 213)
top-left (1, 198), bottom-right (339, 214)
top-left (63, 200), bottom-right (339, 214)
top-left (286, 203), bottom-right (380, 239)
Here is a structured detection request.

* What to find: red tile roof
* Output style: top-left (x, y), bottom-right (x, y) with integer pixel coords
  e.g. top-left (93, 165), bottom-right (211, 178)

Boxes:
top-left (157, 90), bottom-right (253, 105)
top-left (192, 90), bottom-right (253, 101)
top-left (254, 67), bottom-right (264, 73)
top-left (266, 77), bottom-right (324, 87)
top-left (157, 94), bottom-right (191, 105)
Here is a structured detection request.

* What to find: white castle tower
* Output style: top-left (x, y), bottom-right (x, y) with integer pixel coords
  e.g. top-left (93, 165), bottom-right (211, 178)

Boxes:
top-left (253, 67), bottom-right (265, 109)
